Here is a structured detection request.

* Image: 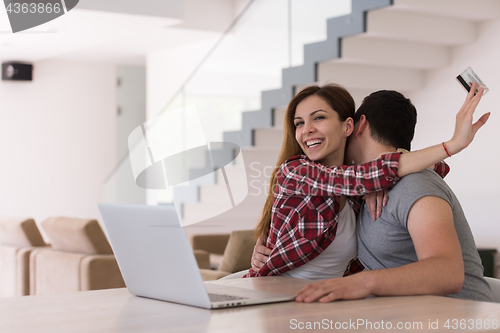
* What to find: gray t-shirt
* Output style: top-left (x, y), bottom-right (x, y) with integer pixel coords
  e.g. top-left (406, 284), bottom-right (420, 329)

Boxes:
top-left (357, 169), bottom-right (493, 302)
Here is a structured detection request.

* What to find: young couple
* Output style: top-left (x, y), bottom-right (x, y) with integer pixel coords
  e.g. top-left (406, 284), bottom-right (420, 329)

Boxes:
top-left (244, 82), bottom-right (493, 302)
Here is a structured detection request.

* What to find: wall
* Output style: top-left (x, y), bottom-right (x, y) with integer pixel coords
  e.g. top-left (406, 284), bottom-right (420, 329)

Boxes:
top-left (408, 18), bottom-right (500, 263)
top-left (114, 66), bottom-right (146, 205)
top-left (0, 60), bottom-right (116, 224)
top-left (146, 0), bottom-right (252, 122)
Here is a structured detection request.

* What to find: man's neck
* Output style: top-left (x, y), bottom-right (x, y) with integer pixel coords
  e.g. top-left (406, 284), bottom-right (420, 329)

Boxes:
top-left (359, 140), bottom-right (397, 164)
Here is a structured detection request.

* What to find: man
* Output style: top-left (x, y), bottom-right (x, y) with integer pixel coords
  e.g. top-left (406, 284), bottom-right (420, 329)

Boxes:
top-left (252, 87), bottom-right (493, 302)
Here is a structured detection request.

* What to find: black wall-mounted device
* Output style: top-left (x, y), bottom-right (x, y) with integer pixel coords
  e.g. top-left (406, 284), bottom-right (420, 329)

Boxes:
top-left (2, 62), bottom-right (33, 81)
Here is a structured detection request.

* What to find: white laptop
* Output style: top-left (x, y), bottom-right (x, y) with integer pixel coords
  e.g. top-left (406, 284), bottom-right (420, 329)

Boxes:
top-left (97, 203), bottom-right (295, 309)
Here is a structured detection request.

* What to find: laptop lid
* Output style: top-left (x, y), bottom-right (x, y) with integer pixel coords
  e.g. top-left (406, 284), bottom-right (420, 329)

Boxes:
top-left (98, 203), bottom-right (211, 308)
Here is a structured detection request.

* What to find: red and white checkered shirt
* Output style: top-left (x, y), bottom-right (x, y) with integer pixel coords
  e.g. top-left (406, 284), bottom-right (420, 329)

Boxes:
top-left (244, 152), bottom-right (450, 278)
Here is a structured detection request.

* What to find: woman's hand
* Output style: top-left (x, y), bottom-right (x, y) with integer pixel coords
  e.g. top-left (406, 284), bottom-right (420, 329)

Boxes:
top-left (364, 190), bottom-right (389, 221)
top-left (251, 234), bottom-right (271, 272)
top-left (447, 82), bottom-right (490, 155)
top-left (397, 82), bottom-right (489, 177)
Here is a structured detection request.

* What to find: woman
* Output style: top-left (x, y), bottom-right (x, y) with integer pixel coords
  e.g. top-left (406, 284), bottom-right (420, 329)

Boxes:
top-left (244, 83), bottom-right (475, 279)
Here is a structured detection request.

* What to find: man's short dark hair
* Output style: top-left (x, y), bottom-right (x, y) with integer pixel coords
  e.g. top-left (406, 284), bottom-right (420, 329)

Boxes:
top-left (354, 90), bottom-right (417, 151)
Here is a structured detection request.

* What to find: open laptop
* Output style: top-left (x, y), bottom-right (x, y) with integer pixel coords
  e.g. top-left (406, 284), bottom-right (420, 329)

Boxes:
top-left (97, 203), bottom-right (295, 309)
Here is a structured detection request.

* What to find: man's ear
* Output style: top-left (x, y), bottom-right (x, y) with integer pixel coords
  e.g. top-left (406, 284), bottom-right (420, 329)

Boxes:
top-left (353, 115), bottom-right (368, 139)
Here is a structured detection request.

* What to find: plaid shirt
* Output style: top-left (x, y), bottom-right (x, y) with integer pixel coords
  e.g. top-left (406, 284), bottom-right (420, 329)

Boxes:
top-left (244, 153), bottom-right (450, 278)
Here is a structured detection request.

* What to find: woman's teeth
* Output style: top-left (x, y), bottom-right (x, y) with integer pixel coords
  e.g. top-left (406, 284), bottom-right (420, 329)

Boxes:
top-left (306, 140), bottom-right (323, 148)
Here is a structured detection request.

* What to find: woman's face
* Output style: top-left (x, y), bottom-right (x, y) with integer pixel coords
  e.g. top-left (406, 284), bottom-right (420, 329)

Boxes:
top-left (294, 95), bottom-right (352, 166)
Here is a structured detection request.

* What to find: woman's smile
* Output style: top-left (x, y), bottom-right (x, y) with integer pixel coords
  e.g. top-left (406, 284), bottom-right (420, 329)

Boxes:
top-left (305, 139), bottom-right (324, 149)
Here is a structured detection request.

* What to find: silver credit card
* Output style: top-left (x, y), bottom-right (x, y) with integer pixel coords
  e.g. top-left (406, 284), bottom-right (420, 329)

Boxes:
top-left (456, 67), bottom-right (489, 95)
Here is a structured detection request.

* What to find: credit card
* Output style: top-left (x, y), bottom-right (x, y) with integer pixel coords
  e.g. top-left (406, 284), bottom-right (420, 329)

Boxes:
top-left (456, 67), bottom-right (489, 95)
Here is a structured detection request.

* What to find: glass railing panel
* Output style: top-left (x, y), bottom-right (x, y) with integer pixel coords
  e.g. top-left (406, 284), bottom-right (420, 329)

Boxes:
top-left (132, 0), bottom-right (292, 207)
top-left (179, 0), bottom-right (291, 144)
top-left (104, 0), bottom-right (354, 207)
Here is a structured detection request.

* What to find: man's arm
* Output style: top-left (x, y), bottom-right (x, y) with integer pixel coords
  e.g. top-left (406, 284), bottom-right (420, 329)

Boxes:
top-left (295, 196), bottom-right (464, 302)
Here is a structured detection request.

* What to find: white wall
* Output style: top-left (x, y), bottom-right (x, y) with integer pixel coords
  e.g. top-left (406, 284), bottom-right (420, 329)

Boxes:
top-left (115, 66), bottom-right (146, 205)
top-left (145, 0), bottom-right (253, 122)
top-left (408, 19), bottom-right (500, 253)
top-left (0, 60), bottom-right (116, 224)
top-left (146, 38), bottom-right (218, 121)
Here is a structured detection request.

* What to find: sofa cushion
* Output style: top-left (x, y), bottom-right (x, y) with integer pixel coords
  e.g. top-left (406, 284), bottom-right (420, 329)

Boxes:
top-left (29, 248), bottom-right (83, 295)
top-left (29, 248), bottom-right (125, 295)
top-left (0, 216), bottom-right (46, 247)
top-left (193, 249), bottom-right (211, 270)
top-left (41, 217), bottom-right (112, 255)
top-left (209, 253), bottom-right (224, 270)
top-left (80, 255), bottom-right (125, 291)
top-left (219, 230), bottom-right (255, 273)
top-left (190, 233), bottom-right (230, 255)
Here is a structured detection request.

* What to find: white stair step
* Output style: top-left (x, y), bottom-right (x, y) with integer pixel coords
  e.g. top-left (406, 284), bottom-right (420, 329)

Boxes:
top-left (186, 184), bottom-right (268, 221)
top-left (232, 146), bottom-right (279, 165)
top-left (317, 62), bottom-right (424, 92)
top-left (254, 127), bottom-right (283, 148)
top-left (348, 89), bottom-right (386, 109)
top-left (210, 164), bottom-right (249, 187)
top-left (182, 147), bottom-right (279, 221)
top-left (239, 147), bottom-right (280, 167)
top-left (199, 184), bottom-right (267, 204)
top-left (340, 36), bottom-right (449, 69)
top-left (273, 107), bottom-right (286, 127)
top-left (183, 191), bottom-right (267, 225)
top-left (203, 155), bottom-right (278, 198)
top-left (295, 84), bottom-right (374, 110)
top-left (393, 0), bottom-right (500, 21)
top-left (183, 198), bottom-right (233, 222)
top-left (182, 200), bottom-right (263, 233)
top-left (213, 148), bottom-right (280, 188)
top-left (366, 8), bottom-right (475, 45)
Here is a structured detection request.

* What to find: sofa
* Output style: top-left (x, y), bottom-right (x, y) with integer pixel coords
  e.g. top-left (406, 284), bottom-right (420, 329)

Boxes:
top-left (1, 213), bottom-right (255, 296)
top-left (0, 216), bottom-right (47, 297)
top-left (190, 229), bottom-right (255, 281)
top-left (29, 216), bottom-right (125, 295)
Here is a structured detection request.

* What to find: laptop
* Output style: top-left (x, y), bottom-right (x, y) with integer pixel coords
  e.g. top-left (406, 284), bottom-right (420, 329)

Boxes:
top-left (97, 203), bottom-right (295, 309)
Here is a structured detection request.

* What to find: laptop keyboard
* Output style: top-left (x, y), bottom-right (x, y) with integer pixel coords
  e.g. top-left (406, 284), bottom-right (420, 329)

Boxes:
top-left (208, 293), bottom-right (249, 302)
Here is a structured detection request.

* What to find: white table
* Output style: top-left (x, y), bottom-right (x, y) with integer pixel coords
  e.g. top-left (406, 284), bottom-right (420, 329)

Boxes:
top-left (1, 277), bottom-right (499, 332)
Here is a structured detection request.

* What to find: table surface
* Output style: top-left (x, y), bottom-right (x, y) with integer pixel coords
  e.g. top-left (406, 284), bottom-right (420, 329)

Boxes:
top-left (1, 277), bottom-right (499, 333)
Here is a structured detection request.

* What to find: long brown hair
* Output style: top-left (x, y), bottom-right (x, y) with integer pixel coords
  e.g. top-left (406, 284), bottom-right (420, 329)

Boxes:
top-left (254, 84), bottom-right (355, 238)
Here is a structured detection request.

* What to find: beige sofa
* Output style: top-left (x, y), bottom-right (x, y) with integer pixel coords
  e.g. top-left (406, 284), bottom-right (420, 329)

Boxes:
top-left (1, 214), bottom-right (236, 296)
top-left (191, 230), bottom-right (255, 281)
top-left (29, 217), bottom-right (125, 295)
top-left (0, 216), bottom-right (47, 297)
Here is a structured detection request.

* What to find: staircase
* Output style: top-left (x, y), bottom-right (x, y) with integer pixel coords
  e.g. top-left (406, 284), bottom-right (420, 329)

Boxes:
top-left (178, 0), bottom-right (500, 232)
